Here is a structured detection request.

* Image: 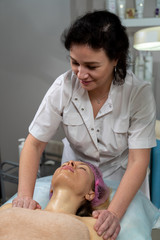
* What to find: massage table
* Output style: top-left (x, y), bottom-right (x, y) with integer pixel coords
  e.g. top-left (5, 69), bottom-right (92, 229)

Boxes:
top-left (2, 176), bottom-right (160, 240)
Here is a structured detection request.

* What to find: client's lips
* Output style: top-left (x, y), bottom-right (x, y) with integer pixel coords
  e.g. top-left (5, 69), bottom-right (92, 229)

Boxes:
top-left (62, 166), bottom-right (74, 172)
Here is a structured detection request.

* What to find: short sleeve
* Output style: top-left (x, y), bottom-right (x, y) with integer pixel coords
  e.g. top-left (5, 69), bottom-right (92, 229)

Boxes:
top-left (128, 82), bottom-right (156, 149)
top-left (29, 71), bottom-right (72, 142)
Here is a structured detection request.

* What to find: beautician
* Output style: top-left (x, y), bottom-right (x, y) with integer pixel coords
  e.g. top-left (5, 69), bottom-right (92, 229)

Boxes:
top-left (13, 10), bottom-right (156, 240)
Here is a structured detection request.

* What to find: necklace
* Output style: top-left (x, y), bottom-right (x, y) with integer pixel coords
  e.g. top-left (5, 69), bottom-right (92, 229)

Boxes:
top-left (95, 92), bottom-right (108, 104)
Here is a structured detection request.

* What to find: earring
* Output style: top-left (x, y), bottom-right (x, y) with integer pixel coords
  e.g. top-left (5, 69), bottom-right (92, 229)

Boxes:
top-left (113, 66), bottom-right (117, 84)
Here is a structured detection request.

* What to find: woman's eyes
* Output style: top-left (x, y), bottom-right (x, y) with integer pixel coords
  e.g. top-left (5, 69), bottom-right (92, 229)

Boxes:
top-left (87, 66), bottom-right (97, 70)
top-left (71, 61), bottom-right (97, 70)
top-left (72, 61), bottom-right (79, 66)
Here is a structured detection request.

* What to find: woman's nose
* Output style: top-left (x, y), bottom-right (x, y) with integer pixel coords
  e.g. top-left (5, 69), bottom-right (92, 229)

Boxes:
top-left (77, 66), bottom-right (88, 80)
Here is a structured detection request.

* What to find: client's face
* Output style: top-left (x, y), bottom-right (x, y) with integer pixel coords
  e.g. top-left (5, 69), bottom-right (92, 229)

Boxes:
top-left (51, 161), bottom-right (95, 199)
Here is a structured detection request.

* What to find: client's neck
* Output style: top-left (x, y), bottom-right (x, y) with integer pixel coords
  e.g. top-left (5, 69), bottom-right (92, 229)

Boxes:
top-left (44, 188), bottom-right (81, 215)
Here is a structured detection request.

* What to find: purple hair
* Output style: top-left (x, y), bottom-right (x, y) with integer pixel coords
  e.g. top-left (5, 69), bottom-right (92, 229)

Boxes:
top-left (86, 162), bottom-right (110, 207)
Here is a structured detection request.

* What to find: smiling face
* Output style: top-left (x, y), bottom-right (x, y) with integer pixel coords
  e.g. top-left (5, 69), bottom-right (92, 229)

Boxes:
top-left (70, 44), bottom-right (117, 93)
top-left (51, 161), bottom-right (95, 201)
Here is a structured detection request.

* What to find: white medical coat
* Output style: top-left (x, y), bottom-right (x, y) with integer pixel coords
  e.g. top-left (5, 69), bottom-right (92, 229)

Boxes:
top-left (29, 70), bottom-right (156, 179)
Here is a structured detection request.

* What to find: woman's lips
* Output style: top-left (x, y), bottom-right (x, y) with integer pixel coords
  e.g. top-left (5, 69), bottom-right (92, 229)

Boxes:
top-left (61, 166), bottom-right (74, 172)
top-left (80, 80), bottom-right (93, 85)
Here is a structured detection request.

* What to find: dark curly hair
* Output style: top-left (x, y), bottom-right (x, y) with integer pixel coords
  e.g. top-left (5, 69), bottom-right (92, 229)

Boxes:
top-left (61, 10), bottom-right (129, 85)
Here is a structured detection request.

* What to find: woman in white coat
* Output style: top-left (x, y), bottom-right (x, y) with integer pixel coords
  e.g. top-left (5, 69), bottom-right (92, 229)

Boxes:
top-left (12, 10), bottom-right (156, 240)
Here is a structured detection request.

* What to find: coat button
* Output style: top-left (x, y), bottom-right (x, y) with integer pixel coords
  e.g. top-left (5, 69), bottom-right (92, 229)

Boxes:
top-left (91, 128), bottom-right (94, 131)
top-left (81, 108), bottom-right (84, 111)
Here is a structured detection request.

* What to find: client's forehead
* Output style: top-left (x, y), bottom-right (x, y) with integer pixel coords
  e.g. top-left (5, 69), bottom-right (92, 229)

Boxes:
top-left (76, 162), bottom-right (94, 178)
top-left (76, 161), bottom-right (87, 166)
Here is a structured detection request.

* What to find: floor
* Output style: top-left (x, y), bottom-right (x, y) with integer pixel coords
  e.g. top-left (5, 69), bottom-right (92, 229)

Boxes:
top-left (152, 229), bottom-right (160, 239)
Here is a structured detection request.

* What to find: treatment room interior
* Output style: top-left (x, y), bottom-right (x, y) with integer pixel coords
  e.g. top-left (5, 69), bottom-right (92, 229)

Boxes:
top-left (0, 0), bottom-right (160, 239)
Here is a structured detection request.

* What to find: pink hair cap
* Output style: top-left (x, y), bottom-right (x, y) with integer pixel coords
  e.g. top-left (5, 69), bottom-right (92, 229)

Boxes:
top-left (86, 162), bottom-right (110, 207)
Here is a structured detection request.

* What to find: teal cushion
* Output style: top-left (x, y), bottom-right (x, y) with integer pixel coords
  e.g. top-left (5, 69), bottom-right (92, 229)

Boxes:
top-left (105, 180), bottom-right (160, 240)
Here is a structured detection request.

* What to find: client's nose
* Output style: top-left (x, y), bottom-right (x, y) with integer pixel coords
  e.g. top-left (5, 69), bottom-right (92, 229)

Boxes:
top-left (68, 160), bottom-right (75, 167)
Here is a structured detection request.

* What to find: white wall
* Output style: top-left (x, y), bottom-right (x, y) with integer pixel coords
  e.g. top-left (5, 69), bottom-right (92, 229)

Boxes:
top-left (0, 0), bottom-right (71, 198)
top-left (0, 0), bottom-right (71, 161)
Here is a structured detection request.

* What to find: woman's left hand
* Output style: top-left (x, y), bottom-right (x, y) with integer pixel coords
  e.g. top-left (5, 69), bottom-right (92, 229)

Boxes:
top-left (92, 209), bottom-right (121, 240)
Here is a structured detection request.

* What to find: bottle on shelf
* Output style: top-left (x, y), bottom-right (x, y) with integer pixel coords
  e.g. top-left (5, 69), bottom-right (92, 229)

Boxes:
top-left (117, 0), bottom-right (126, 19)
top-left (105, 0), bottom-right (117, 14)
top-left (135, 0), bottom-right (145, 18)
top-left (155, 0), bottom-right (160, 17)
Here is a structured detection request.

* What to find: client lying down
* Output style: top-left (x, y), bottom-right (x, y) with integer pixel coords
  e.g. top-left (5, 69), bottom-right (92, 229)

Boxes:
top-left (0, 161), bottom-right (112, 240)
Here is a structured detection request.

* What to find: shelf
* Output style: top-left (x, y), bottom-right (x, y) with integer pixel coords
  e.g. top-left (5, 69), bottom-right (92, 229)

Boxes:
top-left (122, 18), bottom-right (160, 27)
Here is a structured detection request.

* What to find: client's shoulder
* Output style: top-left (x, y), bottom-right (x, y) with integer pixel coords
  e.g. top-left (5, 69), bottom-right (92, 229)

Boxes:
top-left (76, 216), bottom-right (103, 240)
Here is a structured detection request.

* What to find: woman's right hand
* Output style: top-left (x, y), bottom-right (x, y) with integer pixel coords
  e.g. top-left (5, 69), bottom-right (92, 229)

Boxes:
top-left (12, 134), bottom-right (46, 210)
top-left (12, 196), bottom-right (41, 210)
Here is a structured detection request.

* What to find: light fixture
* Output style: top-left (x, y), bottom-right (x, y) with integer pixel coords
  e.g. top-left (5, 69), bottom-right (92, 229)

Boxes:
top-left (133, 26), bottom-right (160, 51)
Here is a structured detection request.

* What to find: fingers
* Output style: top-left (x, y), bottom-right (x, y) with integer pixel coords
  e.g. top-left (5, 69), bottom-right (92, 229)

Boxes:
top-left (109, 225), bottom-right (121, 240)
top-left (93, 210), bottom-right (109, 232)
top-left (12, 197), bottom-right (24, 208)
top-left (92, 210), bottom-right (101, 219)
top-left (36, 203), bottom-right (42, 209)
top-left (93, 210), bottom-right (120, 240)
top-left (102, 221), bottom-right (120, 240)
top-left (12, 197), bottom-right (41, 210)
top-left (28, 199), bottom-right (38, 209)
